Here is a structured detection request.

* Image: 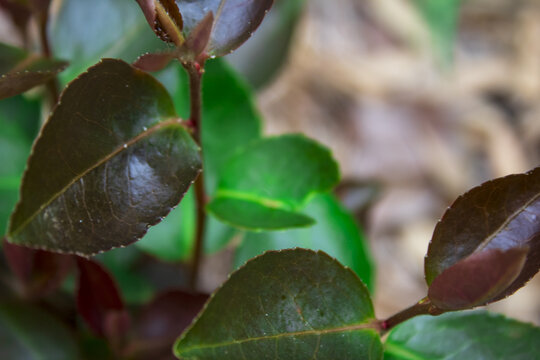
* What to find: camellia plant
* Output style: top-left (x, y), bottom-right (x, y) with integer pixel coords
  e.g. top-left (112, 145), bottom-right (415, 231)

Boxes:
top-left (0, 0), bottom-right (539, 359)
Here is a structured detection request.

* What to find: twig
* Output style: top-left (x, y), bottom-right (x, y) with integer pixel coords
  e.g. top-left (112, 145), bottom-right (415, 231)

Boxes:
top-left (379, 297), bottom-right (445, 334)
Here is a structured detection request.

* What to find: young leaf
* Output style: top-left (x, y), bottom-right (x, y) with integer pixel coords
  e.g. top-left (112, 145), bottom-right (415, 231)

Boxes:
top-left (235, 193), bottom-right (375, 291)
top-left (76, 257), bottom-right (129, 337)
top-left (384, 311), bottom-right (540, 360)
top-left (134, 52), bottom-right (175, 72)
top-left (5, 59), bottom-right (202, 255)
top-left (425, 167), bottom-right (540, 306)
top-left (0, 302), bottom-right (80, 360)
top-left (174, 249), bottom-right (382, 360)
top-left (136, 0), bottom-right (185, 45)
top-left (0, 42), bottom-right (67, 100)
top-left (208, 135), bottom-right (340, 230)
top-left (177, 0), bottom-right (274, 57)
top-left (428, 248), bottom-right (527, 310)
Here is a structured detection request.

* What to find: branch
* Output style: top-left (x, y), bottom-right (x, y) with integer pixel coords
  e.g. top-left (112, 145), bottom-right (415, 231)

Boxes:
top-left (379, 297), bottom-right (445, 334)
top-left (184, 61), bottom-right (206, 290)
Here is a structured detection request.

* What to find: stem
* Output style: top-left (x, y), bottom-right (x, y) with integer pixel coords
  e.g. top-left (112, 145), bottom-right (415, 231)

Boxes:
top-left (37, 11), bottom-right (60, 103)
top-left (380, 297), bottom-right (445, 334)
top-left (184, 61), bottom-right (206, 290)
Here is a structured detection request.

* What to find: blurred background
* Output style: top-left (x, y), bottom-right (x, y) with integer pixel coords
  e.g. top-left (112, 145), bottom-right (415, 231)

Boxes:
top-left (228, 0), bottom-right (540, 325)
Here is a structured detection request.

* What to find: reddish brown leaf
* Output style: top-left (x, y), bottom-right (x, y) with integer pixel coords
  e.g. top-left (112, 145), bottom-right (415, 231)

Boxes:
top-left (181, 11), bottom-right (214, 61)
top-left (133, 52), bottom-right (175, 72)
top-left (2, 238), bottom-right (74, 298)
top-left (425, 167), bottom-right (540, 303)
top-left (428, 248), bottom-right (528, 310)
top-left (76, 257), bottom-right (129, 337)
top-left (128, 290), bottom-right (208, 359)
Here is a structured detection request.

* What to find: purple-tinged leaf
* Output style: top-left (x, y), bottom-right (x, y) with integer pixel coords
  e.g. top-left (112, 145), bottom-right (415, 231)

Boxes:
top-left (133, 52), bottom-right (175, 72)
top-left (177, 0), bottom-right (274, 57)
top-left (5, 59), bottom-right (201, 255)
top-left (0, 42), bottom-right (67, 100)
top-left (2, 238), bottom-right (74, 298)
top-left (127, 290), bottom-right (208, 359)
top-left (76, 257), bottom-right (129, 337)
top-left (428, 248), bottom-right (527, 310)
top-left (180, 11), bottom-right (214, 61)
top-left (137, 0), bottom-right (184, 46)
top-left (425, 167), bottom-right (540, 307)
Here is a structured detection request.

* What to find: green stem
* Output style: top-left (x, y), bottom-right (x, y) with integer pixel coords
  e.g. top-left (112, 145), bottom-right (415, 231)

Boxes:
top-left (185, 61), bottom-right (206, 290)
top-left (380, 297), bottom-right (445, 334)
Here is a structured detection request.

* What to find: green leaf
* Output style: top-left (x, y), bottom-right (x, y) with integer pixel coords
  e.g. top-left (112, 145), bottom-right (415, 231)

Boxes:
top-left (201, 58), bottom-right (262, 193)
top-left (384, 311), bottom-right (540, 360)
top-left (234, 193), bottom-right (375, 292)
top-left (412, 0), bottom-right (460, 67)
top-left (425, 167), bottom-right (540, 306)
top-left (174, 249), bottom-right (382, 360)
top-left (176, 0), bottom-right (274, 57)
top-left (136, 188), bottom-right (196, 262)
top-left (0, 302), bottom-right (79, 360)
top-left (0, 101), bottom-right (34, 236)
top-left (208, 135), bottom-right (340, 230)
top-left (49, 0), bottom-right (166, 83)
top-left (0, 42), bottom-right (67, 100)
top-left (6, 59), bottom-right (201, 255)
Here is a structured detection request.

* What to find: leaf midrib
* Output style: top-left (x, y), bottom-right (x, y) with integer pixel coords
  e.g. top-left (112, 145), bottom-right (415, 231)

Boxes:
top-left (9, 118), bottom-right (185, 237)
top-left (177, 321), bottom-right (379, 353)
top-left (474, 191), bottom-right (540, 253)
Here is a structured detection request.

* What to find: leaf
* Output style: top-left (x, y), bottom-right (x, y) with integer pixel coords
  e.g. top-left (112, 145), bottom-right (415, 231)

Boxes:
top-left (384, 311), bottom-right (540, 360)
top-left (234, 193), bottom-right (375, 292)
top-left (129, 290), bottom-right (208, 359)
top-left (227, 0), bottom-right (307, 88)
top-left (176, 0), bottom-right (274, 57)
top-left (49, 0), bottom-right (167, 83)
top-left (0, 100), bottom-right (34, 235)
top-left (428, 248), bottom-right (527, 310)
top-left (425, 167), bottom-right (540, 303)
top-left (180, 11), bottom-right (214, 61)
top-left (153, 0), bottom-right (185, 46)
top-left (136, 188), bottom-right (196, 262)
top-left (5, 58), bottom-right (201, 255)
top-left (208, 134), bottom-right (340, 230)
top-left (2, 239), bottom-right (74, 298)
top-left (0, 42), bottom-right (67, 100)
top-left (76, 257), bottom-right (129, 337)
top-left (134, 52), bottom-right (175, 72)
top-left (411, 0), bottom-right (460, 67)
top-left (174, 249), bottom-right (382, 360)
top-left (0, 302), bottom-right (80, 360)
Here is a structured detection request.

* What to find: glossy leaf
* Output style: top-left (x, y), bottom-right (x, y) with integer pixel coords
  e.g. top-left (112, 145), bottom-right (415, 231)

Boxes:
top-left (49, 0), bottom-right (166, 83)
top-left (428, 248), bottom-right (527, 310)
top-left (208, 135), bottom-right (340, 230)
top-left (0, 302), bottom-right (79, 360)
top-left (174, 249), bottom-right (382, 360)
top-left (234, 193), bottom-right (375, 291)
top-left (176, 0), bottom-right (274, 57)
top-left (154, 0), bottom-right (185, 46)
top-left (425, 167), bottom-right (540, 304)
top-left (76, 258), bottom-right (129, 337)
top-left (5, 58), bottom-right (201, 255)
top-left (0, 42), bottom-right (67, 100)
top-left (384, 311), bottom-right (540, 360)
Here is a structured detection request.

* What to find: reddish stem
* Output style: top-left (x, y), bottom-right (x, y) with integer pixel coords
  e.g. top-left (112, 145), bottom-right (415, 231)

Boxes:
top-left (380, 297), bottom-right (445, 334)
